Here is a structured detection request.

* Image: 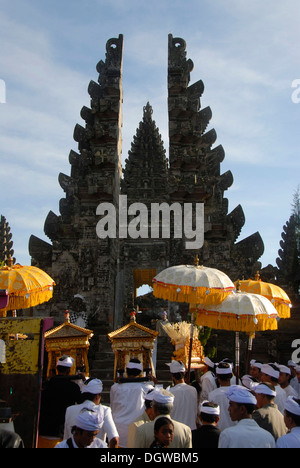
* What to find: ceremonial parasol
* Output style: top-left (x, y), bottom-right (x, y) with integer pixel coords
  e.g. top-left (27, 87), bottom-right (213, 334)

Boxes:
top-left (236, 272), bottom-right (292, 319)
top-left (0, 256), bottom-right (55, 316)
top-left (195, 290), bottom-right (279, 382)
top-left (153, 258), bottom-right (235, 306)
top-left (153, 256), bottom-right (235, 380)
top-left (235, 272), bottom-right (291, 372)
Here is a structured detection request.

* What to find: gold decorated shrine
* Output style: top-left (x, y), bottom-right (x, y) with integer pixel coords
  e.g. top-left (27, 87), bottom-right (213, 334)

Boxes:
top-left (44, 314), bottom-right (94, 378)
top-left (108, 313), bottom-right (158, 382)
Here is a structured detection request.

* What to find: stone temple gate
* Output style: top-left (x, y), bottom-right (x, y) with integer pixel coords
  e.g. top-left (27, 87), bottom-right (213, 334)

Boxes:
top-left (29, 34), bottom-right (264, 332)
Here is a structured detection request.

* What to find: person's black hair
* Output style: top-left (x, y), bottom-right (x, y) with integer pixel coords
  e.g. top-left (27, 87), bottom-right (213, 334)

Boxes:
top-left (172, 371), bottom-right (185, 380)
top-left (126, 358), bottom-right (142, 377)
top-left (154, 417), bottom-right (174, 433)
top-left (200, 402), bottom-right (219, 424)
top-left (216, 362), bottom-right (233, 382)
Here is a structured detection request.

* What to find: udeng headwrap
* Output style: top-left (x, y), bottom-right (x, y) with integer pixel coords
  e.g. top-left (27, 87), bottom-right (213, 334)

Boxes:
top-left (278, 365), bottom-right (291, 375)
top-left (250, 360), bottom-right (263, 370)
top-left (216, 364), bottom-right (233, 375)
top-left (56, 356), bottom-right (74, 368)
top-left (75, 409), bottom-right (103, 432)
top-left (285, 396), bottom-right (300, 416)
top-left (81, 378), bottom-right (103, 395)
top-left (126, 361), bottom-right (143, 372)
top-left (261, 364), bottom-right (280, 380)
top-left (152, 388), bottom-right (174, 405)
top-left (253, 383), bottom-right (277, 397)
top-left (200, 401), bottom-right (220, 416)
top-left (204, 357), bottom-right (215, 368)
top-left (226, 385), bottom-right (257, 405)
top-left (166, 360), bottom-right (186, 374)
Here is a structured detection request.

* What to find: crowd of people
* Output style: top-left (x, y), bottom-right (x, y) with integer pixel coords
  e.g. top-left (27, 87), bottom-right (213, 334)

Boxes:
top-left (2, 352), bottom-right (298, 448)
top-left (32, 353), bottom-right (300, 449)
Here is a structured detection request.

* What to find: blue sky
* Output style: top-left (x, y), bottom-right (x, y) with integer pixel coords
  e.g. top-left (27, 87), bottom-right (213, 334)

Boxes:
top-left (0, 0), bottom-right (299, 270)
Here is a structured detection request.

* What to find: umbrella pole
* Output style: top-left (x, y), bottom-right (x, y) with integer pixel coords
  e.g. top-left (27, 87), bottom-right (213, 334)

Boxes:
top-left (246, 333), bottom-right (255, 374)
top-left (187, 304), bottom-right (196, 383)
top-left (235, 332), bottom-right (240, 385)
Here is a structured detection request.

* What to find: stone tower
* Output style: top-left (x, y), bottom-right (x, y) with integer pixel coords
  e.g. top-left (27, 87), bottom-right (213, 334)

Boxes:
top-left (29, 34), bottom-right (264, 331)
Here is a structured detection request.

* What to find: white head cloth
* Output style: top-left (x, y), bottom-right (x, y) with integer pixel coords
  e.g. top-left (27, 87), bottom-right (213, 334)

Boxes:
top-left (295, 365), bottom-right (300, 373)
top-left (285, 396), bottom-right (300, 416)
top-left (144, 388), bottom-right (155, 401)
top-left (81, 378), bottom-right (103, 395)
top-left (250, 360), bottom-right (263, 370)
top-left (241, 375), bottom-right (257, 390)
top-left (166, 360), bottom-right (186, 374)
top-left (216, 364), bottom-right (233, 375)
top-left (261, 364), bottom-right (280, 380)
top-left (152, 388), bottom-right (175, 405)
top-left (278, 365), bottom-right (291, 375)
top-left (204, 357), bottom-right (215, 368)
top-left (226, 385), bottom-right (257, 405)
top-left (253, 383), bottom-right (277, 397)
top-left (200, 401), bottom-right (220, 416)
top-left (126, 361), bottom-right (143, 372)
top-left (75, 409), bottom-right (103, 432)
top-left (56, 356), bottom-right (74, 368)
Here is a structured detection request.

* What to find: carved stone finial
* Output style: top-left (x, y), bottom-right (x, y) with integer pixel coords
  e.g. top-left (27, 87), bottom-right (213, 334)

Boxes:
top-left (143, 102), bottom-right (153, 120)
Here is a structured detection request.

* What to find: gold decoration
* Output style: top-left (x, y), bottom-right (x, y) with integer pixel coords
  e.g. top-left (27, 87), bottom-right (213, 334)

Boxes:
top-left (108, 316), bottom-right (159, 382)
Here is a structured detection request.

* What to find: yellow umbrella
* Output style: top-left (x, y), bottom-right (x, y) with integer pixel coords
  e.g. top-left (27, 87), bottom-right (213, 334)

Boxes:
top-left (195, 291), bottom-right (279, 382)
top-left (153, 256), bottom-right (235, 380)
top-left (0, 256), bottom-right (55, 316)
top-left (235, 272), bottom-right (292, 319)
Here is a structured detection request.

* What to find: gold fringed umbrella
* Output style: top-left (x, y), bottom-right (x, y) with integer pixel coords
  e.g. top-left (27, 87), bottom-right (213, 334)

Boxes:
top-left (235, 272), bottom-right (292, 319)
top-left (235, 272), bottom-right (292, 373)
top-left (153, 256), bottom-right (235, 381)
top-left (0, 256), bottom-right (55, 316)
top-left (195, 290), bottom-right (279, 383)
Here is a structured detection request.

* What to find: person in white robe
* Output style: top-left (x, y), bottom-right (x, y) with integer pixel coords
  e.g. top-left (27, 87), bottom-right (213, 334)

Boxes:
top-left (64, 378), bottom-right (119, 447)
top-left (288, 361), bottom-right (300, 397)
top-left (56, 408), bottom-right (107, 448)
top-left (129, 387), bottom-right (192, 448)
top-left (276, 396), bottom-right (300, 448)
top-left (278, 365), bottom-right (298, 398)
top-left (110, 359), bottom-right (154, 447)
top-left (218, 385), bottom-right (275, 448)
top-left (166, 360), bottom-right (198, 430)
top-left (261, 364), bottom-right (287, 414)
top-left (209, 362), bottom-right (237, 432)
top-left (200, 357), bottom-right (217, 403)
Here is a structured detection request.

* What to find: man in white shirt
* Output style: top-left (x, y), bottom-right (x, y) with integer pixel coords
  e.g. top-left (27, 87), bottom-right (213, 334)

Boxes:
top-left (218, 386), bottom-right (275, 448)
top-left (129, 387), bottom-right (192, 448)
top-left (56, 408), bottom-right (107, 448)
top-left (261, 363), bottom-right (287, 414)
top-left (166, 360), bottom-right (198, 430)
top-left (278, 365), bottom-right (298, 398)
top-left (110, 358), bottom-right (154, 447)
top-left (200, 357), bottom-right (217, 403)
top-left (288, 361), bottom-right (300, 397)
top-left (208, 362), bottom-right (237, 432)
top-left (64, 378), bottom-right (119, 447)
top-left (276, 396), bottom-right (300, 448)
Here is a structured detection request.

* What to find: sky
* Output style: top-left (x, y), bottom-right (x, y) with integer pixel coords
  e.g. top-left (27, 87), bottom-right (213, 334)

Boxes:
top-left (0, 0), bottom-right (299, 272)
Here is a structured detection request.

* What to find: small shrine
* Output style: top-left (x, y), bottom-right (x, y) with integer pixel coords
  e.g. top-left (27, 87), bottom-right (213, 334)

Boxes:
top-left (107, 311), bottom-right (159, 382)
top-left (161, 321), bottom-right (205, 370)
top-left (44, 311), bottom-right (94, 378)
